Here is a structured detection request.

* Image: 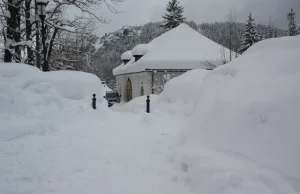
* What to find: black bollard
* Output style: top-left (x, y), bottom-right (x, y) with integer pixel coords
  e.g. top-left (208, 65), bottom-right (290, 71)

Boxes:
top-left (146, 95), bottom-right (150, 113)
top-left (92, 94), bottom-right (96, 109)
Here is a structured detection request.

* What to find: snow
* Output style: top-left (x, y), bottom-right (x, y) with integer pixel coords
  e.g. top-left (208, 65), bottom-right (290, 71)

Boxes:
top-left (131, 44), bottom-right (150, 56)
top-left (0, 63), bottom-right (190, 194)
top-left (1, 35), bottom-right (300, 194)
top-left (4, 10), bottom-right (10, 18)
top-left (158, 35), bottom-right (300, 193)
top-left (0, 63), bottom-right (105, 128)
top-left (113, 23), bottom-right (232, 75)
top-left (102, 83), bottom-right (112, 93)
top-left (121, 50), bottom-right (133, 60)
top-left (94, 38), bottom-right (102, 50)
top-left (12, 40), bottom-right (33, 47)
top-left (158, 69), bottom-right (208, 116)
top-left (112, 57), bottom-right (135, 75)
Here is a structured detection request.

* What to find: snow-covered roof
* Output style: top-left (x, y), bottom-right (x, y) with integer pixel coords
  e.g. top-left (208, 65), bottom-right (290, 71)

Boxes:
top-left (131, 44), bottom-right (150, 56)
top-left (121, 51), bottom-right (133, 60)
top-left (113, 23), bottom-right (232, 76)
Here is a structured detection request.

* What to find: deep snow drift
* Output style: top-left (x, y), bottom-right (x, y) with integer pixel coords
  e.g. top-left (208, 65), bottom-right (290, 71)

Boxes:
top-left (1, 35), bottom-right (300, 194)
top-left (0, 63), bottom-right (191, 194)
top-left (0, 63), bottom-right (106, 142)
top-left (159, 35), bottom-right (300, 193)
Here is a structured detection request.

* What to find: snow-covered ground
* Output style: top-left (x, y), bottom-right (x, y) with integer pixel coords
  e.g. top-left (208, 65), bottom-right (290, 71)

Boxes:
top-left (160, 35), bottom-right (300, 193)
top-left (1, 35), bottom-right (300, 194)
top-left (0, 63), bottom-right (190, 194)
top-left (102, 83), bottom-right (112, 93)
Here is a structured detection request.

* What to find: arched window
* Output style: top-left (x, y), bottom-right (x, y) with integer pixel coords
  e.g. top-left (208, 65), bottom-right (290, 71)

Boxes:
top-left (126, 79), bottom-right (132, 102)
top-left (140, 86), bottom-right (144, 96)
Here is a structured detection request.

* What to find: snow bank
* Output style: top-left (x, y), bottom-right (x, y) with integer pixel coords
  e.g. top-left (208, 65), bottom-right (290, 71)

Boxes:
top-left (0, 63), bottom-right (106, 141)
top-left (172, 35), bottom-right (300, 192)
top-left (112, 94), bottom-right (158, 113)
top-left (158, 69), bottom-right (208, 116)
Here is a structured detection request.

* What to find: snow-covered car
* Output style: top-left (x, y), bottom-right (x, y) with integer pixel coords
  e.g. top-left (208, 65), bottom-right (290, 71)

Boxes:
top-left (103, 91), bottom-right (121, 107)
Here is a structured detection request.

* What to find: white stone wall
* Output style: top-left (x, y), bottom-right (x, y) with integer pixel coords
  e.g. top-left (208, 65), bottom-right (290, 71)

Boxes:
top-left (116, 72), bottom-right (153, 102)
top-left (115, 71), bottom-right (186, 102)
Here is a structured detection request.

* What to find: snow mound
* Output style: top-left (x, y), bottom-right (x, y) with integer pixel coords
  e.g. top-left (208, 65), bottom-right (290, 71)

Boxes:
top-left (131, 44), bottom-right (150, 56)
top-left (111, 94), bottom-right (158, 113)
top-left (158, 69), bottom-right (208, 116)
top-left (0, 63), bottom-right (106, 141)
top-left (121, 50), bottom-right (133, 60)
top-left (173, 35), bottom-right (300, 190)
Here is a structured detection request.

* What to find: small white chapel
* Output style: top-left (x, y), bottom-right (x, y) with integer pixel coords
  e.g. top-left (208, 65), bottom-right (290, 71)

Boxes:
top-left (112, 23), bottom-right (232, 102)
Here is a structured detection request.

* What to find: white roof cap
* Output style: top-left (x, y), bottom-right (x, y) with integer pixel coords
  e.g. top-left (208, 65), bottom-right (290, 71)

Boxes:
top-left (113, 23), bottom-right (234, 76)
top-left (131, 44), bottom-right (150, 56)
top-left (121, 51), bottom-right (133, 60)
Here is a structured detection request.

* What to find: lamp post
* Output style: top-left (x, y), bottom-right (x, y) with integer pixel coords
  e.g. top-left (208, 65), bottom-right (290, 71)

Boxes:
top-left (36, 0), bottom-right (49, 71)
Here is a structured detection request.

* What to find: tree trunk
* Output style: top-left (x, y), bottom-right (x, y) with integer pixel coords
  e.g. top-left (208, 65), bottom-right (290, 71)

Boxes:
top-left (14, 0), bottom-right (21, 62)
top-left (47, 27), bottom-right (58, 64)
top-left (35, 0), bottom-right (41, 68)
top-left (229, 25), bottom-right (232, 61)
top-left (25, 0), bottom-right (33, 65)
top-left (4, 0), bottom-right (15, 62)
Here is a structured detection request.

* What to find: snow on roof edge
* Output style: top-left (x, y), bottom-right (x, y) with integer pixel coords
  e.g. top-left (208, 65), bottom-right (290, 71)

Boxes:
top-left (121, 51), bottom-right (133, 60)
top-left (131, 44), bottom-right (151, 56)
top-left (113, 23), bottom-right (233, 76)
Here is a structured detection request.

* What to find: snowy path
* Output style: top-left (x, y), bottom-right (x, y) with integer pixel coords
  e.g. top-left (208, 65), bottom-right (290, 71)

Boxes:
top-left (0, 109), bottom-right (192, 194)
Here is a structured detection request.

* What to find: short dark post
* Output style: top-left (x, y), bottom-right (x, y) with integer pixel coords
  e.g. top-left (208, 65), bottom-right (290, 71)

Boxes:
top-left (146, 95), bottom-right (150, 113)
top-left (92, 94), bottom-right (96, 109)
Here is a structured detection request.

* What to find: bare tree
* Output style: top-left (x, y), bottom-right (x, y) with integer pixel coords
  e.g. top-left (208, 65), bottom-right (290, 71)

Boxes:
top-left (227, 8), bottom-right (237, 61)
top-left (220, 46), bottom-right (228, 64)
top-left (0, 0), bottom-right (125, 71)
top-left (201, 61), bottom-right (217, 70)
top-left (151, 72), bottom-right (175, 93)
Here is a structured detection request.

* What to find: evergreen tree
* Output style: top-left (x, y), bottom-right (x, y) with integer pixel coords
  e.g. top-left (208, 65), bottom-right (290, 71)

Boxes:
top-left (162, 0), bottom-right (186, 30)
top-left (267, 18), bottom-right (274, 39)
top-left (267, 26), bottom-right (274, 38)
top-left (238, 13), bottom-right (260, 54)
top-left (273, 29), bottom-right (278, 38)
top-left (287, 8), bottom-right (298, 36)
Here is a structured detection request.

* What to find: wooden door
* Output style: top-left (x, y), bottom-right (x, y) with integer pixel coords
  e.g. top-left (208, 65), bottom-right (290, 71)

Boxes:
top-left (140, 86), bottom-right (144, 96)
top-left (126, 79), bottom-right (132, 101)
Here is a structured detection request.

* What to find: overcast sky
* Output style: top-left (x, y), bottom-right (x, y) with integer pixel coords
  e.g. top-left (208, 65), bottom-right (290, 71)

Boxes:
top-left (91, 0), bottom-right (300, 35)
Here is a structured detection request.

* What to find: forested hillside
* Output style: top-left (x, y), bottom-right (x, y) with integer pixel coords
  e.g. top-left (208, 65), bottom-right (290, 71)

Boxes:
top-left (91, 21), bottom-right (286, 89)
top-left (0, 16), bottom-right (286, 89)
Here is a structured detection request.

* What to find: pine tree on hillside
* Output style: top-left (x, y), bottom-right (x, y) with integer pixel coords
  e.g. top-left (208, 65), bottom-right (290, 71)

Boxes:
top-left (287, 8), bottom-right (298, 36)
top-left (267, 18), bottom-right (274, 38)
top-left (238, 13), bottom-right (260, 54)
top-left (162, 0), bottom-right (186, 31)
top-left (267, 26), bottom-right (274, 38)
top-left (273, 29), bottom-right (278, 38)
